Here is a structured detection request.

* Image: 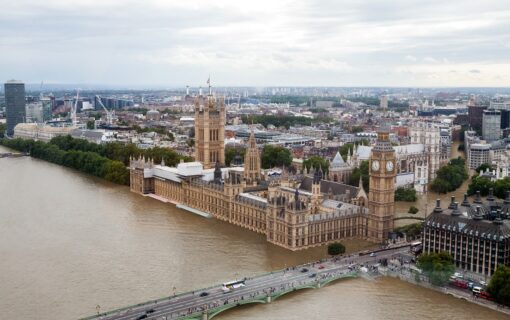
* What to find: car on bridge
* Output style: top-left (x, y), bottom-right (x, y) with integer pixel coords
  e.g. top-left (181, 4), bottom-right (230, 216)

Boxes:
top-left (301, 268), bottom-right (309, 273)
top-left (200, 292), bottom-right (209, 297)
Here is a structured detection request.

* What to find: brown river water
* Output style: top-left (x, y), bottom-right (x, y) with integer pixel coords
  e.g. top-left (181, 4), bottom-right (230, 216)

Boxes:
top-left (0, 145), bottom-right (505, 320)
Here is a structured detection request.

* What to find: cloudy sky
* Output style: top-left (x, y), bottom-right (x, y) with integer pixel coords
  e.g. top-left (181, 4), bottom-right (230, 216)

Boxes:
top-left (2, 0), bottom-right (510, 87)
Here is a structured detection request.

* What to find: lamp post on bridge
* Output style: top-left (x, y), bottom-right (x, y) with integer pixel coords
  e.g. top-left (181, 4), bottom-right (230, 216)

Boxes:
top-left (172, 286), bottom-right (176, 296)
top-left (96, 305), bottom-right (100, 315)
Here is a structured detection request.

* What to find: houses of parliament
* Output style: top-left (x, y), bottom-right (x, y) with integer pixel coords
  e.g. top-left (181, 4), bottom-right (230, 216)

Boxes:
top-left (130, 92), bottom-right (397, 250)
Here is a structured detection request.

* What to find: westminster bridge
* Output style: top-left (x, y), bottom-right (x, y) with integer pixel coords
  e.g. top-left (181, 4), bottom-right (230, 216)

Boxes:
top-left (83, 245), bottom-right (412, 320)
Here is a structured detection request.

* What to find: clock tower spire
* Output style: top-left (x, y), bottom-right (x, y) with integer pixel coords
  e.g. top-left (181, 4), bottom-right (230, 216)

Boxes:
top-left (368, 128), bottom-right (396, 242)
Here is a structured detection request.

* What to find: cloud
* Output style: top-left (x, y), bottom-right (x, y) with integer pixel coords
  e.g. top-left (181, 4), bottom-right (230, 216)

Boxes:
top-left (1, 0), bottom-right (510, 86)
top-left (404, 55), bottom-right (418, 62)
top-left (423, 57), bottom-right (438, 63)
top-left (469, 69), bottom-right (481, 73)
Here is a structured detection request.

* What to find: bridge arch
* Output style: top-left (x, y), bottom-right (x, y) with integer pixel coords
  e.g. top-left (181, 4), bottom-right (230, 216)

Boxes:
top-left (207, 299), bottom-right (266, 320)
top-left (319, 273), bottom-right (358, 288)
top-left (271, 285), bottom-right (317, 302)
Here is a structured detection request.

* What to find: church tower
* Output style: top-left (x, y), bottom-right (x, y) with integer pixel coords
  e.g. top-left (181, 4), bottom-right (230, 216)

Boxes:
top-left (243, 129), bottom-right (261, 184)
top-left (368, 129), bottom-right (396, 242)
top-left (194, 82), bottom-right (225, 169)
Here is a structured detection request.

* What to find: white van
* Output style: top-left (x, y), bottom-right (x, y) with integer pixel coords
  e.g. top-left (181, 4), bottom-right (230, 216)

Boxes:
top-left (472, 286), bottom-right (482, 294)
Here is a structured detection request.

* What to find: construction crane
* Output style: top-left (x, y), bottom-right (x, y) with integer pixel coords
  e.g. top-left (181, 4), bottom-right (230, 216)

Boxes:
top-left (95, 95), bottom-right (114, 125)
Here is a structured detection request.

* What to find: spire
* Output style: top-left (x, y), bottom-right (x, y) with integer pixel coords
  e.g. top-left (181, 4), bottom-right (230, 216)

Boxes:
top-left (358, 176), bottom-right (364, 190)
top-left (214, 162), bottom-right (222, 182)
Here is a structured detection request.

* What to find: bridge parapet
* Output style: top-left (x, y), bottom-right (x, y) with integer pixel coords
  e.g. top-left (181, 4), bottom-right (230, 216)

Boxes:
top-left (184, 272), bottom-right (359, 320)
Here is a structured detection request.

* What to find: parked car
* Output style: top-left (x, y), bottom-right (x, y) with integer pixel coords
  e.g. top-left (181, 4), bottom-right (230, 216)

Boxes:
top-left (472, 286), bottom-right (482, 294)
top-left (301, 268), bottom-right (309, 273)
top-left (200, 292), bottom-right (209, 297)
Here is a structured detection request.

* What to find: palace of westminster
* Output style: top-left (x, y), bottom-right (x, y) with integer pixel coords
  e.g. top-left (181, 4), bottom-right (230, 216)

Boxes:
top-left (130, 92), bottom-right (397, 250)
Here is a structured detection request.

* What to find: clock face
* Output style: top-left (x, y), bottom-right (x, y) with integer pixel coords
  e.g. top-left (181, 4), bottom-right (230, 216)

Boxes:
top-left (372, 160), bottom-right (380, 171)
top-left (386, 161), bottom-right (394, 171)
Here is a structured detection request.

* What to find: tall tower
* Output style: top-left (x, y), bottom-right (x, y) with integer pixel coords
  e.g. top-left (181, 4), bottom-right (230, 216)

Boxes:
top-left (4, 80), bottom-right (26, 137)
top-left (194, 87), bottom-right (225, 169)
top-left (368, 129), bottom-right (396, 242)
top-left (243, 129), bottom-right (261, 184)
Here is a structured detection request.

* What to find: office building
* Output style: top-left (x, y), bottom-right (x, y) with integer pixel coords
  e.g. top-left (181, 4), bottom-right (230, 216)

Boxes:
top-left (468, 143), bottom-right (491, 169)
top-left (468, 104), bottom-right (488, 132)
top-left (482, 109), bottom-right (501, 142)
top-left (4, 80), bottom-right (26, 136)
top-left (423, 192), bottom-right (510, 276)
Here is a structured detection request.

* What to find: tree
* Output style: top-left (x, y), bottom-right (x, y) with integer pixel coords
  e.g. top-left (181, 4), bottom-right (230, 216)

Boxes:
top-left (339, 141), bottom-right (368, 161)
top-left (327, 242), bottom-right (345, 256)
top-left (417, 252), bottom-right (455, 286)
top-left (487, 265), bottom-right (510, 307)
top-left (467, 176), bottom-right (493, 197)
top-left (261, 145), bottom-right (292, 169)
top-left (0, 123), bottom-right (5, 138)
top-left (395, 187), bottom-right (417, 201)
top-left (408, 206), bottom-right (419, 214)
top-left (475, 163), bottom-right (492, 174)
top-left (430, 157), bottom-right (468, 194)
top-left (394, 222), bottom-right (422, 240)
top-left (104, 160), bottom-right (130, 185)
top-left (225, 147), bottom-right (245, 166)
top-left (86, 120), bottom-right (95, 130)
top-left (348, 160), bottom-right (369, 191)
top-left (494, 178), bottom-right (510, 199)
top-left (303, 156), bottom-right (329, 175)
top-left (350, 126), bottom-right (364, 134)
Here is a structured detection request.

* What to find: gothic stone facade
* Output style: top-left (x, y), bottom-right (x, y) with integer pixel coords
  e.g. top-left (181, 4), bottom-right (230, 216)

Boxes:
top-left (130, 158), bottom-right (376, 250)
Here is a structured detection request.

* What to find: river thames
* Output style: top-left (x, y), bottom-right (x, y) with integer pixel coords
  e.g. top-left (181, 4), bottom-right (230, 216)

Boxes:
top-left (0, 145), bottom-right (506, 320)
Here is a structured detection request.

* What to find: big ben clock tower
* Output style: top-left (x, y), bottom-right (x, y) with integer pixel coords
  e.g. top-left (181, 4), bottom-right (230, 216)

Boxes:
top-left (368, 128), bottom-right (396, 242)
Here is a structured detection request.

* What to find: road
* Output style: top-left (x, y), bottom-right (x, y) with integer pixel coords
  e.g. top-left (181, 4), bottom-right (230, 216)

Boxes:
top-left (83, 246), bottom-right (411, 320)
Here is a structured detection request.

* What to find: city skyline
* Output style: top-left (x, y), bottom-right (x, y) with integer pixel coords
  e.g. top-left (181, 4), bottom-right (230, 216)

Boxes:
top-left (2, 0), bottom-right (510, 87)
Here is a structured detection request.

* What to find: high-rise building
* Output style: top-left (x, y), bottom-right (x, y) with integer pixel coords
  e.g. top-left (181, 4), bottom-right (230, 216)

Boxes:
top-left (194, 92), bottom-right (225, 169)
top-left (468, 104), bottom-right (488, 132)
top-left (41, 97), bottom-right (52, 121)
top-left (368, 129), bottom-right (396, 242)
top-left (489, 100), bottom-right (510, 130)
top-left (25, 102), bottom-right (43, 123)
top-left (380, 95), bottom-right (388, 110)
top-left (4, 80), bottom-right (26, 136)
top-left (482, 109), bottom-right (501, 142)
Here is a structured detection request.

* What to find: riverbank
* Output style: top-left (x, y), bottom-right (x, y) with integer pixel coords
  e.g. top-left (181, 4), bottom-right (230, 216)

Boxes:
top-left (383, 267), bottom-right (510, 316)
